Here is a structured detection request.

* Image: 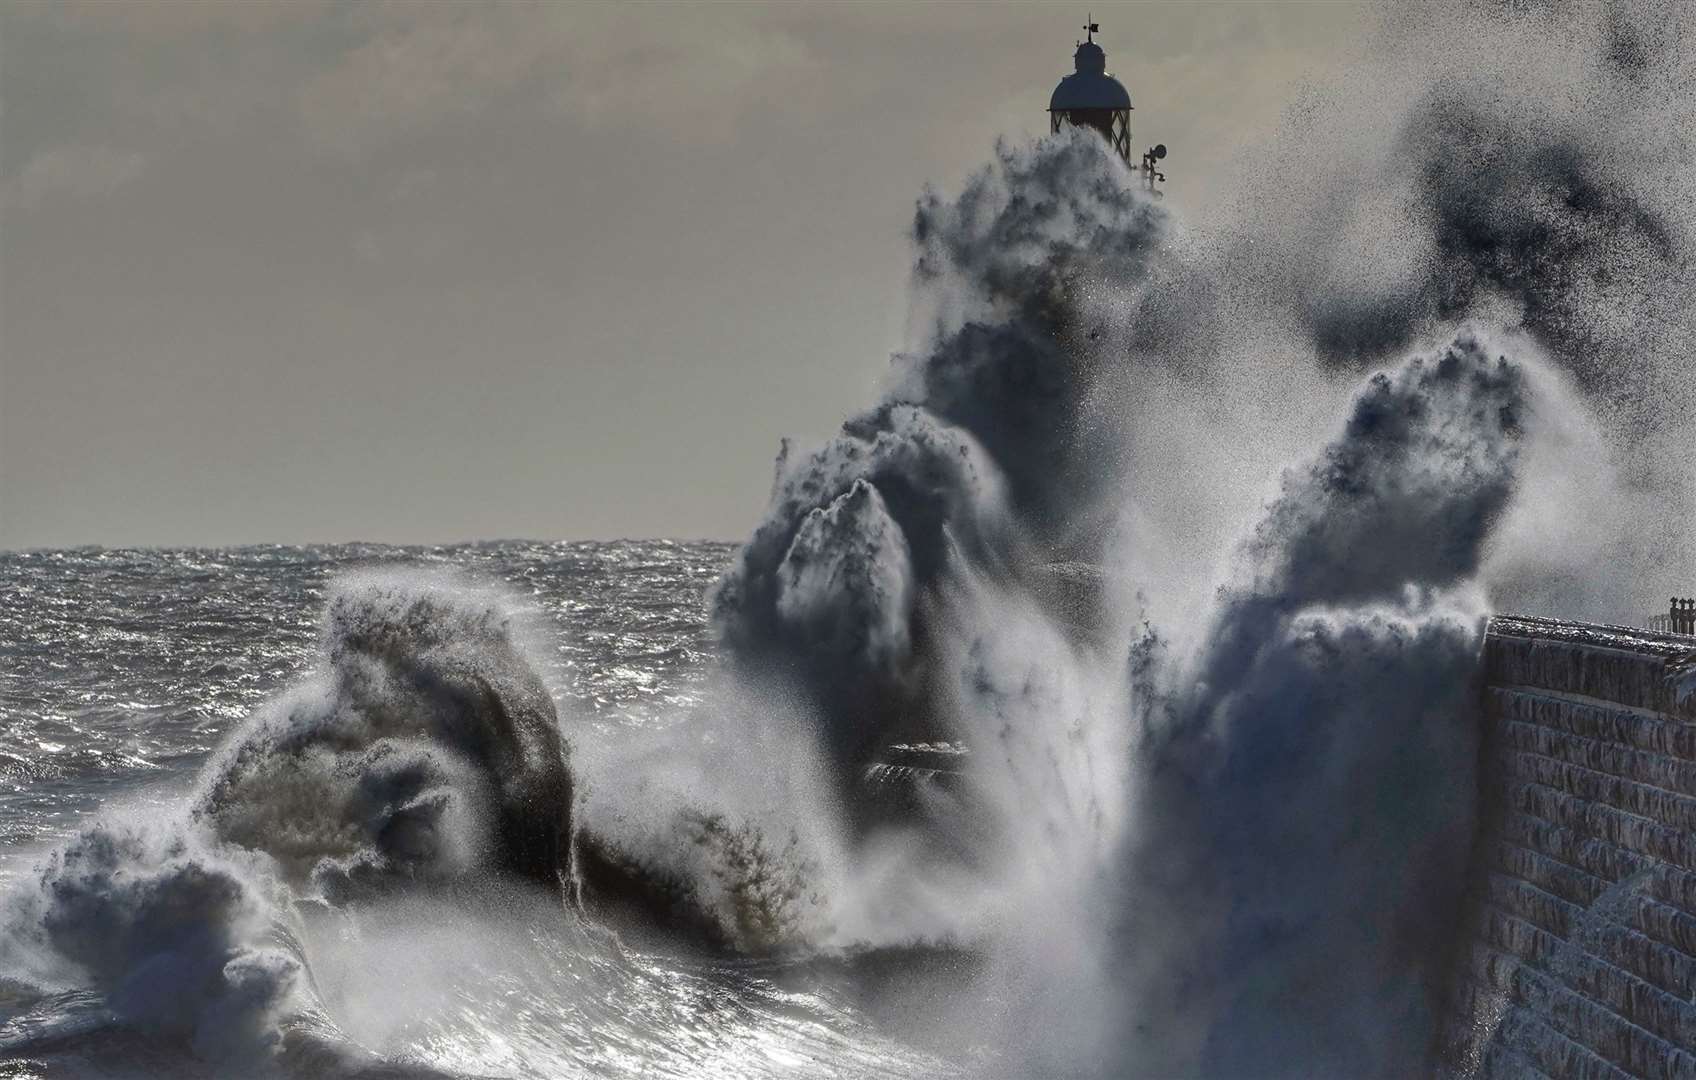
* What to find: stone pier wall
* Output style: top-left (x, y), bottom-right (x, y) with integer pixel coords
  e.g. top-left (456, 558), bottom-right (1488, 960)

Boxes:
top-left (1440, 616), bottom-right (1696, 1078)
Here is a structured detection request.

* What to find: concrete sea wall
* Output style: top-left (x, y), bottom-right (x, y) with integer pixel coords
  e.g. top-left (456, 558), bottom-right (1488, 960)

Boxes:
top-left (1440, 615), bottom-right (1696, 1078)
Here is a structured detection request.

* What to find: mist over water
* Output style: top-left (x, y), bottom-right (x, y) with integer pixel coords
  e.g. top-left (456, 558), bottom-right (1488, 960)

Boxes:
top-left (4, 1), bottom-right (1695, 1076)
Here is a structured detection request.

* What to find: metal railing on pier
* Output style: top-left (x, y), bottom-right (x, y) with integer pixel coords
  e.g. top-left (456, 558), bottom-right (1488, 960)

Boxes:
top-left (1649, 597), bottom-right (1696, 636)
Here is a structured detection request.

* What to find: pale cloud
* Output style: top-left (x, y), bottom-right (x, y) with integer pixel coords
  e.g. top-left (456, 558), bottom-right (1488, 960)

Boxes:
top-left (3, 143), bottom-right (146, 210)
top-left (349, 220), bottom-right (455, 266)
top-left (542, 8), bottom-right (820, 139)
top-left (32, 0), bottom-right (328, 36)
top-left (296, 5), bottom-right (550, 156)
top-left (295, 4), bottom-right (821, 156)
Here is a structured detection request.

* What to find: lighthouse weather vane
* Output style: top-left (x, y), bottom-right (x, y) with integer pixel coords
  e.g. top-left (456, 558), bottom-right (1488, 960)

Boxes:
top-left (1047, 17), bottom-right (1169, 195)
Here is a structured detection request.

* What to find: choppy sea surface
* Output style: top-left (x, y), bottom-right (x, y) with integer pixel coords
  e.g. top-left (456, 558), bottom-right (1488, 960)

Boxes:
top-left (0, 542), bottom-right (962, 1079)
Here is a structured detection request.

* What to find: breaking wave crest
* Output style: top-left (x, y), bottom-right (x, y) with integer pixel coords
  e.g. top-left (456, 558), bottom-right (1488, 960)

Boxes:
top-left (0, 574), bottom-right (578, 1072)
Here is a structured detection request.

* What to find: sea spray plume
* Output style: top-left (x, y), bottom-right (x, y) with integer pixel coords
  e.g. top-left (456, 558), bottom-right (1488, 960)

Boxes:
top-left (196, 572), bottom-right (574, 900)
top-left (917, 567), bottom-right (1137, 1071)
top-left (1473, 342), bottom-right (1652, 620)
top-left (574, 804), bottom-right (829, 955)
top-left (1303, 91), bottom-right (1681, 392)
top-left (773, 479), bottom-right (916, 680)
top-left (902, 128), bottom-right (1165, 542)
top-left (1271, 0), bottom-right (1696, 392)
top-left (569, 673), bottom-right (847, 955)
top-left (1191, 0), bottom-right (1695, 621)
top-left (711, 407), bottom-right (1007, 774)
top-left (713, 127), bottom-right (1165, 775)
top-left (1202, 334), bottom-right (1524, 673)
top-left (1121, 334), bottom-right (1526, 1078)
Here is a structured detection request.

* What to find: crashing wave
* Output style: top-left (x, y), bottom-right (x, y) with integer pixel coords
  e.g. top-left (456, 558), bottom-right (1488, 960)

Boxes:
top-left (0, 574), bottom-right (586, 1069)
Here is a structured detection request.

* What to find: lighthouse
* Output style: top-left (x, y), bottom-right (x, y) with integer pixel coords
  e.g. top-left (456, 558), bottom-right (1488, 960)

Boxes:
top-left (1048, 19), bottom-right (1133, 166)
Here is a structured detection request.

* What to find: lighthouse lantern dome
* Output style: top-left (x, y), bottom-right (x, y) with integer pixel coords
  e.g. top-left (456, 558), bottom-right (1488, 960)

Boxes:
top-left (1048, 20), bottom-right (1133, 165)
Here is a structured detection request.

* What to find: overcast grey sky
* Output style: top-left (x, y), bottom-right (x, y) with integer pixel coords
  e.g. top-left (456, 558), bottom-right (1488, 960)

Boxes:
top-left (0, 1), bottom-right (1370, 549)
